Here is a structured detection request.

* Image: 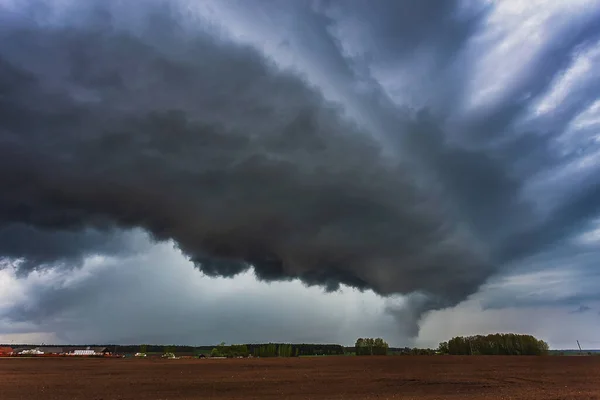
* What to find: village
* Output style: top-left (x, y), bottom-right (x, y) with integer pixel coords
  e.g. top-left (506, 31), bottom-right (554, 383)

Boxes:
top-left (0, 346), bottom-right (119, 357)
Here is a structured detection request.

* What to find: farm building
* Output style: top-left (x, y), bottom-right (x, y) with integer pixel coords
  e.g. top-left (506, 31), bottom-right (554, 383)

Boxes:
top-left (91, 346), bottom-right (110, 354)
top-left (11, 347), bottom-right (32, 354)
top-left (0, 347), bottom-right (13, 355)
top-left (69, 346), bottom-right (110, 356)
top-left (71, 349), bottom-right (95, 356)
top-left (18, 348), bottom-right (44, 355)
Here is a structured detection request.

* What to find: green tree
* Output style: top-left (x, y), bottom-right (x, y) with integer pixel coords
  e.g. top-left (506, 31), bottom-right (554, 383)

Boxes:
top-left (373, 338), bottom-right (389, 355)
top-left (269, 343), bottom-right (277, 357)
top-left (444, 333), bottom-right (549, 355)
top-left (278, 344), bottom-right (292, 357)
top-left (355, 338), bottom-right (365, 356)
top-left (437, 342), bottom-right (449, 354)
top-left (355, 338), bottom-right (389, 356)
top-left (210, 342), bottom-right (227, 357)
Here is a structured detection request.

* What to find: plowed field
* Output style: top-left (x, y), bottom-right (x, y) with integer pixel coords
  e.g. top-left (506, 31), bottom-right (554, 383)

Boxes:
top-left (2, 356), bottom-right (599, 399)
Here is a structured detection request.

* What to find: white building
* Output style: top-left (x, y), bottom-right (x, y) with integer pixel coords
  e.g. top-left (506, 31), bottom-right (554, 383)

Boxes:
top-left (19, 349), bottom-right (44, 355)
top-left (71, 349), bottom-right (96, 356)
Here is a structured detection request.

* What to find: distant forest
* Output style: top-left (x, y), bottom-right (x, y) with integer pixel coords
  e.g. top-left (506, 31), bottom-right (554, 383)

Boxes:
top-left (92, 343), bottom-right (346, 357)
top-left (438, 334), bottom-right (550, 356)
top-left (2, 333), bottom-right (551, 357)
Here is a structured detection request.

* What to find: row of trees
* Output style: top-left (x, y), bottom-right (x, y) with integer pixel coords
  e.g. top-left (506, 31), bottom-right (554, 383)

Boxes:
top-left (389, 347), bottom-right (437, 355)
top-left (210, 343), bottom-right (250, 358)
top-left (247, 343), bottom-right (344, 357)
top-left (127, 343), bottom-right (343, 357)
top-left (355, 338), bottom-right (389, 355)
top-left (250, 343), bottom-right (295, 357)
top-left (207, 343), bottom-right (346, 358)
top-left (294, 344), bottom-right (344, 356)
top-left (438, 334), bottom-right (549, 355)
top-left (277, 343), bottom-right (294, 357)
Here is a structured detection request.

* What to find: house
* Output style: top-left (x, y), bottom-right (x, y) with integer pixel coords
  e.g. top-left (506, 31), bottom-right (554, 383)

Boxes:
top-left (0, 347), bottom-right (13, 355)
top-left (91, 347), bottom-right (110, 355)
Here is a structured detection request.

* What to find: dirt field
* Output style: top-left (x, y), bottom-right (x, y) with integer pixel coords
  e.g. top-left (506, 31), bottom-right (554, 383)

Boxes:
top-left (2, 356), bottom-right (600, 399)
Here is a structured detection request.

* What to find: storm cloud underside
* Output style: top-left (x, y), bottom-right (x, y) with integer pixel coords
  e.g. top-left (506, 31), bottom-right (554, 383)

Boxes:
top-left (2, 0), bottom-right (600, 337)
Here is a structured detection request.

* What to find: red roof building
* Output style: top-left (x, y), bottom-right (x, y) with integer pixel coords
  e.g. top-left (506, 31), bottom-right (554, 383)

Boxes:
top-left (0, 347), bottom-right (13, 355)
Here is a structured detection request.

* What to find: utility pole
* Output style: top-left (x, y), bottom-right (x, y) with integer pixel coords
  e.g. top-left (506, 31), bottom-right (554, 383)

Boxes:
top-left (577, 340), bottom-right (582, 355)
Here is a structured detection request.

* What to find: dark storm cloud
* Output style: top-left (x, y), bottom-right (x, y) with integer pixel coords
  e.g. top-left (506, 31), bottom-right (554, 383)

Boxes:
top-left (312, 0), bottom-right (600, 261)
top-left (2, 0), bottom-right (600, 337)
top-left (319, 0), bottom-right (488, 76)
top-left (316, 0), bottom-right (490, 113)
top-left (216, 0), bottom-right (600, 260)
top-left (0, 224), bottom-right (145, 274)
top-left (0, 0), bottom-right (492, 308)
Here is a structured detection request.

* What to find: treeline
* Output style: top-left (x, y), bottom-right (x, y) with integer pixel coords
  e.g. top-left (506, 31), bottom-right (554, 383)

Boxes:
top-left (247, 343), bottom-right (344, 357)
top-left (210, 343), bottom-right (249, 358)
top-left (208, 343), bottom-right (293, 358)
top-left (211, 343), bottom-right (344, 357)
top-left (6, 333), bottom-right (549, 357)
top-left (109, 343), bottom-right (345, 357)
top-left (355, 338), bottom-right (389, 355)
top-left (388, 347), bottom-right (437, 355)
top-left (438, 334), bottom-right (549, 355)
top-left (248, 343), bottom-right (294, 357)
top-left (120, 344), bottom-right (202, 354)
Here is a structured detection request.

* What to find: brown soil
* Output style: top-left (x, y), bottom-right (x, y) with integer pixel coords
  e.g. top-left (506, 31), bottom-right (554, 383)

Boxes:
top-left (2, 356), bottom-right (600, 399)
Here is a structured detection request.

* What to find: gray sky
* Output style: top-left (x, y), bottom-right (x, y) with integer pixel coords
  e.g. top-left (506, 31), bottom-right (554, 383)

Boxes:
top-left (1, 0), bottom-right (600, 349)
